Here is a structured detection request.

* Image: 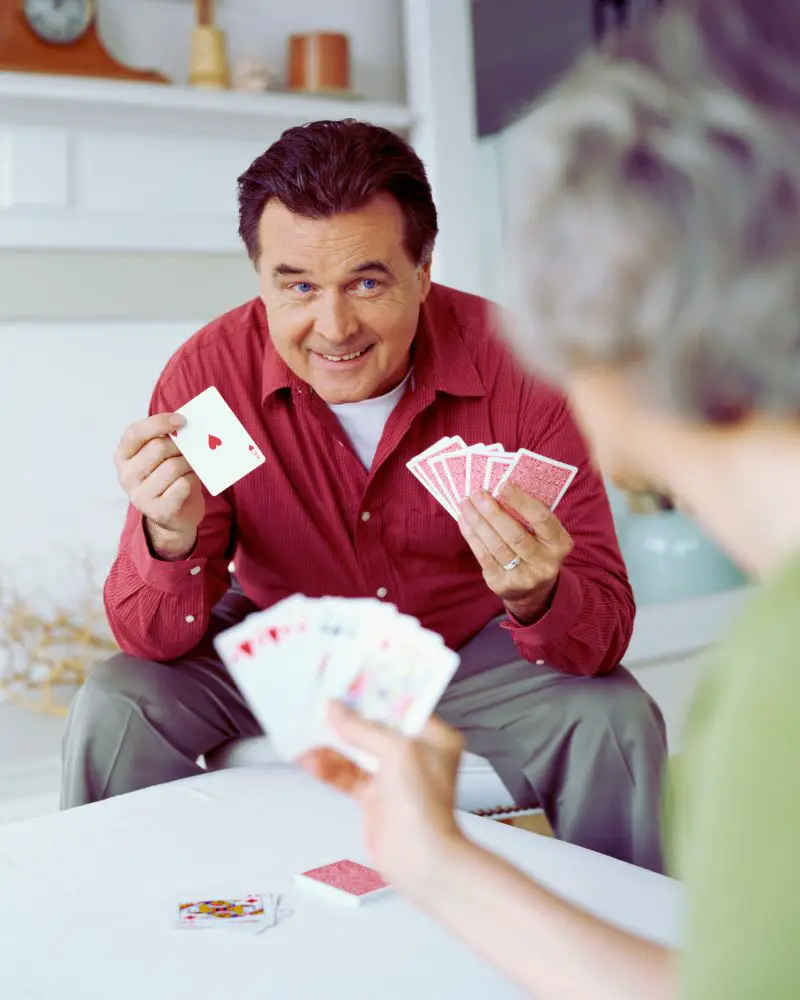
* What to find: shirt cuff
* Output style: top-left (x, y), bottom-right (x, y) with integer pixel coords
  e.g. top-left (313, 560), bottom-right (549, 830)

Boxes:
top-left (128, 516), bottom-right (208, 596)
top-left (502, 566), bottom-right (584, 646)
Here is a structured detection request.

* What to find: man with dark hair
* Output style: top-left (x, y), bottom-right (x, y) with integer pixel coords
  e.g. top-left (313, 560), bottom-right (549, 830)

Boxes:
top-left (62, 119), bottom-right (666, 871)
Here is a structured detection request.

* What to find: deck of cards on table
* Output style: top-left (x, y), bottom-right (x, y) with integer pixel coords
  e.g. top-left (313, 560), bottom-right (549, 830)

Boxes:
top-left (407, 436), bottom-right (578, 519)
top-left (294, 860), bottom-right (392, 907)
top-left (170, 386), bottom-right (265, 496)
top-left (213, 595), bottom-right (460, 768)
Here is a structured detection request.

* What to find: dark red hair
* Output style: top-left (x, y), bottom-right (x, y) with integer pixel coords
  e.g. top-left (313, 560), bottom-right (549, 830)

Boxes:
top-left (237, 119), bottom-right (438, 266)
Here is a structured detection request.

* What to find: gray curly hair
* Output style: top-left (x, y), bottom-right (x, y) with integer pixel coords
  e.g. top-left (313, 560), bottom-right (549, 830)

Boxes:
top-left (505, 0), bottom-right (800, 422)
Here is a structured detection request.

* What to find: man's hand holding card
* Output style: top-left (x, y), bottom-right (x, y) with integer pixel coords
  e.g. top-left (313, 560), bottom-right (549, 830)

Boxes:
top-left (459, 483), bottom-right (575, 625)
top-left (114, 410), bottom-right (205, 561)
top-left (407, 439), bottom-right (578, 625)
top-left (115, 385), bottom-right (266, 562)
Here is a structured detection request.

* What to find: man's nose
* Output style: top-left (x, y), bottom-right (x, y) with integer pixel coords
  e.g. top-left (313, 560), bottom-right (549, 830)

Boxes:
top-left (315, 291), bottom-right (357, 345)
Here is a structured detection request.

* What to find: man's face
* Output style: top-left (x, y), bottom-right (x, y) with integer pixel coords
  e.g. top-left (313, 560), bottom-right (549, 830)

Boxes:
top-left (257, 194), bottom-right (431, 405)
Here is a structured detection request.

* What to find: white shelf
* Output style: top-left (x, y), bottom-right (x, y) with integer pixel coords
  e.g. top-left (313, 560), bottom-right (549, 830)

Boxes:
top-left (0, 71), bottom-right (415, 133)
top-left (0, 70), bottom-right (416, 254)
top-left (0, 1), bottom-right (485, 288)
top-left (627, 586), bottom-right (752, 665)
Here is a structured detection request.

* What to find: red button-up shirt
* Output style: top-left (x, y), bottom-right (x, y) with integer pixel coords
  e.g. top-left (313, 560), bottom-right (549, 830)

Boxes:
top-left (105, 284), bottom-right (634, 676)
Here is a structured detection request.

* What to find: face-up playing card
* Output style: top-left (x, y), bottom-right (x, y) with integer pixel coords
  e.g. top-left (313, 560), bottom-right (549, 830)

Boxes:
top-left (337, 624), bottom-right (455, 734)
top-left (171, 386), bottom-right (266, 496)
top-left (176, 894), bottom-right (275, 931)
top-left (492, 448), bottom-right (578, 512)
top-left (213, 600), bottom-right (323, 762)
top-left (213, 595), bottom-right (460, 769)
top-left (294, 860), bottom-right (392, 907)
top-left (296, 602), bottom-right (456, 768)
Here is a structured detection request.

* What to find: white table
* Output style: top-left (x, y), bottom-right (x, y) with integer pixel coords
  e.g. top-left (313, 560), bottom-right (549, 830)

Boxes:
top-left (0, 766), bottom-right (681, 999)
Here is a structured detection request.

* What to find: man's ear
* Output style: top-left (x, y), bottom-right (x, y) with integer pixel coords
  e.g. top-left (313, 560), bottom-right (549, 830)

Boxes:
top-left (418, 258), bottom-right (433, 301)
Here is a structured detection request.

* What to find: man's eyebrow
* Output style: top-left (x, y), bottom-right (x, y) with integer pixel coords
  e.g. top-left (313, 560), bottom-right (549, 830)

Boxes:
top-left (350, 261), bottom-right (393, 276)
top-left (271, 264), bottom-right (308, 278)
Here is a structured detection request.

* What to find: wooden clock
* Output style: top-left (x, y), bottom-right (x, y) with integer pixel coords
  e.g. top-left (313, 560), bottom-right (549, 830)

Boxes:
top-left (0, 0), bottom-right (167, 83)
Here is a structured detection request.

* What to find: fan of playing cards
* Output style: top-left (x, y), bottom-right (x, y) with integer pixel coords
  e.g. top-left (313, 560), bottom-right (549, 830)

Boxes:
top-left (407, 436), bottom-right (578, 519)
top-left (214, 595), bottom-right (460, 769)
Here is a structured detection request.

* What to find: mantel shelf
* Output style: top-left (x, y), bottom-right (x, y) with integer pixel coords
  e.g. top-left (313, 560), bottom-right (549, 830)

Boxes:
top-left (0, 71), bottom-right (415, 133)
top-left (626, 585), bottom-right (752, 665)
top-left (0, 71), bottom-right (415, 253)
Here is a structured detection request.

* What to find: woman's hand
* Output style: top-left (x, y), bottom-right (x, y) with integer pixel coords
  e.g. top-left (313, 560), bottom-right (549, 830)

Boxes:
top-left (302, 703), bottom-right (675, 1000)
top-left (298, 705), bottom-right (466, 901)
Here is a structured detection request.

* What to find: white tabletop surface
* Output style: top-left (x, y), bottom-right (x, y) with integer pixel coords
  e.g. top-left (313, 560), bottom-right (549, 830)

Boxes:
top-left (0, 766), bottom-right (682, 999)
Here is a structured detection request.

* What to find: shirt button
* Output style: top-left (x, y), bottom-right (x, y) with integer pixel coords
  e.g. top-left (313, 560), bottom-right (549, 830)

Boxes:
top-left (535, 659), bottom-right (545, 665)
top-left (361, 511), bottom-right (371, 522)
top-left (185, 614), bottom-right (196, 624)
top-left (376, 587), bottom-right (388, 599)
top-left (189, 566), bottom-right (201, 576)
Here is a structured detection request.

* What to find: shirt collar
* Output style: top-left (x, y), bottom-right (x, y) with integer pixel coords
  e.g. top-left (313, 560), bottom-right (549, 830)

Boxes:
top-left (412, 286), bottom-right (487, 399)
top-left (258, 298), bottom-right (302, 402)
top-left (259, 284), bottom-right (487, 404)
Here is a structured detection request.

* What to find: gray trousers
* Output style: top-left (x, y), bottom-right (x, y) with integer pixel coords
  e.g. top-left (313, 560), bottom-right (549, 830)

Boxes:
top-left (62, 585), bottom-right (667, 872)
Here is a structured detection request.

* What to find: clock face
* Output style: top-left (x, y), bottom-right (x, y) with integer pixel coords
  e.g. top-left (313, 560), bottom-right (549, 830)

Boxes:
top-left (23, 0), bottom-right (94, 45)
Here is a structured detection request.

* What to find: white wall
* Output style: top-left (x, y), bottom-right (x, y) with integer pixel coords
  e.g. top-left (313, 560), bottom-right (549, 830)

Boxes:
top-left (0, 319), bottom-right (198, 609)
top-left (98, 0), bottom-right (405, 101)
top-left (0, 252), bottom-right (254, 321)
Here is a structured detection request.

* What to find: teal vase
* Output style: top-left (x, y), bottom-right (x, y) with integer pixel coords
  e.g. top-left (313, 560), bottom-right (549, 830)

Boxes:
top-left (619, 501), bottom-right (748, 606)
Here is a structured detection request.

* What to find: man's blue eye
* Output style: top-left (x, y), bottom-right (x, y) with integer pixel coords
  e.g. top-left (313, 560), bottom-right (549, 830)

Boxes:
top-left (360, 278), bottom-right (378, 290)
top-left (295, 282), bottom-right (313, 294)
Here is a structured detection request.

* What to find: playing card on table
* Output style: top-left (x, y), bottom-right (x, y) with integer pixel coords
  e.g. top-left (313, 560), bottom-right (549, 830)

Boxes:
top-left (294, 860), bottom-right (392, 907)
top-left (171, 386), bottom-right (265, 496)
top-left (493, 448), bottom-right (578, 512)
top-left (176, 894), bottom-right (276, 932)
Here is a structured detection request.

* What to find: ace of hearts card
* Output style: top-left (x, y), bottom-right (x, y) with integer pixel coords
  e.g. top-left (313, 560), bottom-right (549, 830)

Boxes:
top-left (171, 386), bottom-right (265, 496)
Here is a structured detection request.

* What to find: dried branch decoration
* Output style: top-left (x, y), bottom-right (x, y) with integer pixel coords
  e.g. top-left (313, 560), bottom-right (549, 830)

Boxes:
top-left (0, 555), bottom-right (117, 717)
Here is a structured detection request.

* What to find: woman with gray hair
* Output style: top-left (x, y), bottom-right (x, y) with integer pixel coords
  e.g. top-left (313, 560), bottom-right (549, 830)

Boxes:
top-left (301, 0), bottom-right (800, 996)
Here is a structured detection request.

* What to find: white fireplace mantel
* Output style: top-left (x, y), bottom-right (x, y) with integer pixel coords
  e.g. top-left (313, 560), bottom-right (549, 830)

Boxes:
top-left (0, 71), bottom-right (415, 255)
top-left (0, 1), bottom-right (486, 295)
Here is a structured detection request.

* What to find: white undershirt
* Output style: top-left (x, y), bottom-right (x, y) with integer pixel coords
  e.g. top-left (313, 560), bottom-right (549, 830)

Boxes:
top-left (328, 369), bottom-right (412, 469)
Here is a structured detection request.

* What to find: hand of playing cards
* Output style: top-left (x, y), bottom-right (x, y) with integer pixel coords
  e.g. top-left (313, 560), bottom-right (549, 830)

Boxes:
top-left (213, 595), bottom-right (460, 769)
top-left (407, 436), bottom-right (578, 520)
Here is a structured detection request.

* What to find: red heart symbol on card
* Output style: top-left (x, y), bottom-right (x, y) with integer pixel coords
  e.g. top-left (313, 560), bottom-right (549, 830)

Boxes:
top-left (208, 434), bottom-right (222, 450)
top-left (238, 640), bottom-right (253, 657)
